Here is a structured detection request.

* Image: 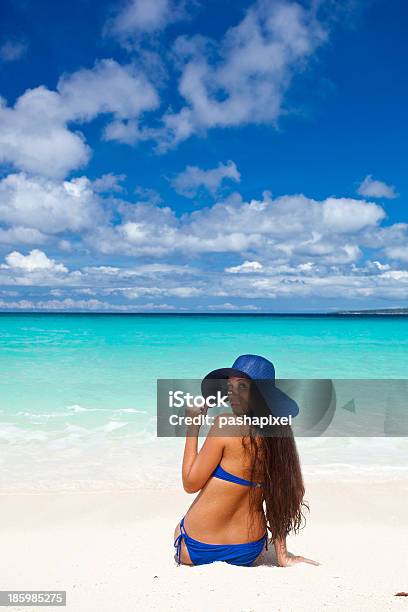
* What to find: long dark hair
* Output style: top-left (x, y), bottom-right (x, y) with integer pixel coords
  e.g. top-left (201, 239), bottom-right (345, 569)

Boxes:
top-left (244, 381), bottom-right (309, 543)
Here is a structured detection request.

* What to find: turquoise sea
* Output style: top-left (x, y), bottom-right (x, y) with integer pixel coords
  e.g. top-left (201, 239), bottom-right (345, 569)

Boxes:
top-left (0, 314), bottom-right (407, 491)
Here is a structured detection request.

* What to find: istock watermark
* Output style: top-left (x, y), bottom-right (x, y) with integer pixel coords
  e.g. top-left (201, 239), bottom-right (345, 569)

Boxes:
top-left (169, 413), bottom-right (292, 428)
top-left (156, 378), bottom-right (408, 437)
top-left (169, 390), bottom-right (229, 409)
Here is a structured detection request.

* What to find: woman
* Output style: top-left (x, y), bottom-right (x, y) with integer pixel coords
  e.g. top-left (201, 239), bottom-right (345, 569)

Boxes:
top-left (173, 354), bottom-right (319, 568)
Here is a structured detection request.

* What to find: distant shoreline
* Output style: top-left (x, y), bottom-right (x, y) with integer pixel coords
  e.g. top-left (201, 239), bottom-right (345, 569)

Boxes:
top-left (0, 310), bottom-right (407, 316)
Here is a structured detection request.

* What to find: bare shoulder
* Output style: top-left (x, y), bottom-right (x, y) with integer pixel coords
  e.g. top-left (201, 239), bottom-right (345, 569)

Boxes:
top-left (213, 412), bottom-right (233, 422)
top-left (212, 412), bottom-right (236, 430)
top-left (206, 413), bottom-right (232, 439)
top-left (211, 412), bottom-right (248, 441)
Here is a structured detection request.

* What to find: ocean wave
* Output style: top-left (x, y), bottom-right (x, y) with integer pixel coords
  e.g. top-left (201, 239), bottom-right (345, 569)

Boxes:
top-left (66, 404), bottom-right (110, 413)
top-left (101, 421), bottom-right (128, 432)
top-left (0, 424), bottom-right (49, 442)
top-left (17, 411), bottom-right (68, 419)
top-left (117, 408), bottom-right (147, 414)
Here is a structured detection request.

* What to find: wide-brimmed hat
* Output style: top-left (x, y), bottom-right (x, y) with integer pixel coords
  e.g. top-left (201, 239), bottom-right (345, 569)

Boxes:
top-left (201, 354), bottom-right (299, 419)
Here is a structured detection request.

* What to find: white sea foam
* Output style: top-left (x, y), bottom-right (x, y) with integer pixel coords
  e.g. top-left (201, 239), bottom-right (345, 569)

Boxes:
top-left (1, 414), bottom-right (407, 492)
top-left (17, 411), bottom-right (67, 419)
top-left (101, 421), bottom-right (128, 433)
top-left (118, 408), bottom-right (147, 414)
top-left (1, 431), bottom-right (407, 492)
top-left (66, 404), bottom-right (110, 413)
top-left (0, 424), bottom-right (49, 442)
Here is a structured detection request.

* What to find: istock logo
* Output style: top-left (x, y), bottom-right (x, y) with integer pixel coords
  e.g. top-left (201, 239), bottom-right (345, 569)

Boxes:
top-left (168, 390), bottom-right (229, 408)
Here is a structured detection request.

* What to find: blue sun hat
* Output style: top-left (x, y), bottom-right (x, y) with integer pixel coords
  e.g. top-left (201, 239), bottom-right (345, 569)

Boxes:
top-left (201, 354), bottom-right (299, 419)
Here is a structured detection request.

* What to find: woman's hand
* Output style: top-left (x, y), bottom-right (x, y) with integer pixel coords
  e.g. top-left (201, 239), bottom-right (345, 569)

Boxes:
top-left (184, 403), bottom-right (209, 420)
top-left (277, 553), bottom-right (320, 567)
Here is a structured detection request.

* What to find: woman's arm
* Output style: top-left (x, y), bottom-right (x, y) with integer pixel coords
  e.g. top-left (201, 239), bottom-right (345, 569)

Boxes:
top-left (182, 421), bottom-right (202, 491)
top-left (274, 535), bottom-right (320, 567)
top-left (274, 538), bottom-right (288, 567)
top-left (274, 536), bottom-right (288, 566)
top-left (182, 410), bottom-right (226, 493)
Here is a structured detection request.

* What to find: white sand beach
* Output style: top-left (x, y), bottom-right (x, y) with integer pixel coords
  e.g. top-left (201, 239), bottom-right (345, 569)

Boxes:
top-left (1, 480), bottom-right (407, 612)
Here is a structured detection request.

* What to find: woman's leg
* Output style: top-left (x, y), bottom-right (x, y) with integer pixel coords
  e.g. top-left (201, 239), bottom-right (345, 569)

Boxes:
top-left (173, 523), bottom-right (193, 566)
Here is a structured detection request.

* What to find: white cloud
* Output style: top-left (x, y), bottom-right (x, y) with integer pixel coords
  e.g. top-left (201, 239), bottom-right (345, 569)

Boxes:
top-left (171, 160), bottom-right (240, 197)
top-left (133, 187), bottom-right (163, 205)
top-left (0, 172), bottom-right (396, 276)
top-left (207, 302), bottom-right (260, 311)
top-left (225, 260), bottom-right (263, 273)
top-left (379, 270), bottom-right (408, 281)
top-left (0, 173), bottom-right (102, 234)
top-left (0, 90), bottom-right (90, 179)
top-left (357, 175), bottom-right (398, 199)
top-left (0, 249), bottom-right (202, 296)
top-left (107, 0), bottom-right (184, 38)
top-left (101, 118), bottom-right (148, 145)
top-left (384, 246), bottom-right (408, 263)
top-left (85, 191), bottom-right (389, 263)
top-left (216, 266), bottom-right (408, 301)
top-left (321, 197), bottom-right (385, 233)
top-left (2, 249), bottom-right (68, 273)
top-left (0, 162), bottom-right (406, 308)
top-left (0, 40), bottom-right (27, 62)
top-left (358, 222), bottom-right (408, 250)
top-left (57, 59), bottom-right (158, 122)
top-left (0, 226), bottom-right (47, 245)
top-left (153, 0), bottom-right (328, 149)
top-left (0, 59), bottom-right (159, 178)
top-left (82, 263), bottom-right (197, 278)
top-left (58, 240), bottom-right (72, 252)
top-left (297, 261), bottom-right (314, 272)
top-left (0, 1), bottom-right (332, 174)
top-left (371, 261), bottom-right (390, 271)
top-left (0, 298), bottom-right (176, 311)
top-left (116, 285), bottom-right (202, 298)
top-left (1, 249), bottom-right (408, 307)
top-left (92, 173), bottom-right (127, 193)
top-left (0, 249), bottom-right (80, 287)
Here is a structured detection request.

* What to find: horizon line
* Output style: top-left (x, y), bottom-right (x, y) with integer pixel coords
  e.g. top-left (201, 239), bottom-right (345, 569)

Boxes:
top-left (0, 310), bottom-right (407, 316)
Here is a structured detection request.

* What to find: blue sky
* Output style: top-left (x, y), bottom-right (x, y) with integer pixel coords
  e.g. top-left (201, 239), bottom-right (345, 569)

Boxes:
top-left (0, 0), bottom-right (407, 312)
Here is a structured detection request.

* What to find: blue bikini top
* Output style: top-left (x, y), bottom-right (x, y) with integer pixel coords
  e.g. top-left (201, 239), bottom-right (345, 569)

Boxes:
top-left (212, 464), bottom-right (263, 488)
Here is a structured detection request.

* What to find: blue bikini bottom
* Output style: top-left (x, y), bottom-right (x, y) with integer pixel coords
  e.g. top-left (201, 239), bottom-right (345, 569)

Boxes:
top-left (174, 516), bottom-right (267, 567)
